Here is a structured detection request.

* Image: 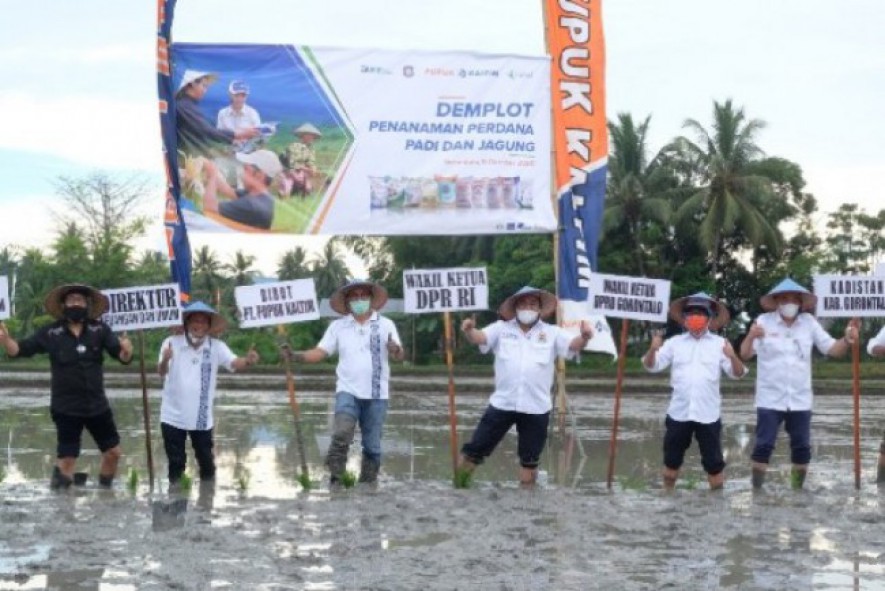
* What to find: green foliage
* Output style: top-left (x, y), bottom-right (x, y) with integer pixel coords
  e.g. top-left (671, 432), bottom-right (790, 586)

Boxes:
top-left (453, 467), bottom-right (473, 489)
top-left (178, 473), bottom-right (193, 492)
top-left (127, 468), bottom-right (138, 493)
top-left (340, 470), bottom-right (357, 489)
top-left (297, 472), bottom-right (312, 491)
top-left (235, 466), bottom-right (251, 492)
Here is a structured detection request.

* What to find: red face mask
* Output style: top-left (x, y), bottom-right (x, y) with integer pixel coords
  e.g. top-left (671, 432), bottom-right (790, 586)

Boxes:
top-left (684, 314), bottom-right (709, 333)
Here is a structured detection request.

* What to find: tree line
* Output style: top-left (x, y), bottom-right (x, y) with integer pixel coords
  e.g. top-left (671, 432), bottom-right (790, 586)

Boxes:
top-left (1, 100), bottom-right (882, 363)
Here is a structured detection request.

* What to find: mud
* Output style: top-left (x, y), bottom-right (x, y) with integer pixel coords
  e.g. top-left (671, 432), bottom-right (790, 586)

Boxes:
top-left (0, 387), bottom-right (883, 590)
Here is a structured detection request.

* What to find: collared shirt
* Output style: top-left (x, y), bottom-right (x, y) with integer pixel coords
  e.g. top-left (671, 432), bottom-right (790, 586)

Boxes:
top-left (644, 331), bottom-right (746, 424)
top-left (751, 312), bottom-right (837, 411)
top-left (285, 141), bottom-right (316, 170)
top-left (15, 319), bottom-right (126, 417)
top-left (216, 104), bottom-right (261, 151)
top-left (158, 335), bottom-right (237, 431)
top-left (317, 312), bottom-right (401, 400)
top-left (480, 319), bottom-right (575, 415)
top-left (176, 94), bottom-right (235, 156)
top-left (867, 326), bottom-right (885, 356)
top-left (218, 189), bottom-right (274, 230)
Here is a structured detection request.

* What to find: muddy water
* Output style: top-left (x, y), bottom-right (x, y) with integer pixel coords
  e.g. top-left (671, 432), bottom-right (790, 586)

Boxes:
top-left (0, 387), bottom-right (883, 590)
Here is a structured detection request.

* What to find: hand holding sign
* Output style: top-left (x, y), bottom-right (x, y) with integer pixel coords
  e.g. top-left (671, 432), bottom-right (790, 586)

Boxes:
top-left (119, 331), bottom-right (134, 360)
top-left (246, 344), bottom-right (260, 366)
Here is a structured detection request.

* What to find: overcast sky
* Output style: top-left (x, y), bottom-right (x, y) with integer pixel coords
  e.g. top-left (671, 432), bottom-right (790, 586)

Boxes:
top-left (1, 0), bottom-right (882, 274)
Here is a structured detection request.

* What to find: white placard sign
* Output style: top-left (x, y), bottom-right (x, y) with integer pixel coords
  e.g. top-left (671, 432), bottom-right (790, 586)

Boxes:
top-left (101, 284), bottom-right (182, 331)
top-left (235, 279), bottom-right (320, 328)
top-left (0, 276), bottom-right (9, 320)
top-left (587, 274), bottom-right (671, 323)
top-left (813, 275), bottom-right (885, 318)
top-left (403, 267), bottom-right (488, 314)
top-left (876, 262), bottom-right (885, 276)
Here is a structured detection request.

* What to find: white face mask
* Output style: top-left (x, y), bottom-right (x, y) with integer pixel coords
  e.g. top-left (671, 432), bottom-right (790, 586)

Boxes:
top-left (516, 309), bottom-right (540, 325)
top-left (778, 303), bottom-right (800, 319)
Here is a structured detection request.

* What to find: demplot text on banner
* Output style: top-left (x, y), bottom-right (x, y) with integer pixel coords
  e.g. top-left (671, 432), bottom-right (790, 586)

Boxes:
top-left (170, 44), bottom-right (553, 236)
top-left (587, 274), bottom-right (671, 323)
top-left (236, 279), bottom-right (320, 328)
top-left (0, 276), bottom-right (9, 320)
top-left (403, 268), bottom-right (488, 314)
top-left (814, 275), bottom-right (885, 318)
top-left (102, 284), bottom-right (183, 332)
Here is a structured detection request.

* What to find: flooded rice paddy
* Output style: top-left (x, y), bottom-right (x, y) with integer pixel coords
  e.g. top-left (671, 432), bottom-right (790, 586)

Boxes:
top-left (0, 384), bottom-right (883, 590)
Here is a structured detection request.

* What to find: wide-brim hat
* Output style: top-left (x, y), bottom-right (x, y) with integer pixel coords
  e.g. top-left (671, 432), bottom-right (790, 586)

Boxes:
top-left (176, 69), bottom-right (218, 94)
top-left (759, 278), bottom-right (817, 312)
top-left (668, 292), bottom-right (730, 331)
top-left (44, 284), bottom-right (109, 320)
top-left (182, 301), bottom-right (228, 336)
top-left (293, 122), bottom-right (322, 137)
top-left (498, 286), bottom-right (557, 321)
top-left (329, 280), bottom-right (388, 315)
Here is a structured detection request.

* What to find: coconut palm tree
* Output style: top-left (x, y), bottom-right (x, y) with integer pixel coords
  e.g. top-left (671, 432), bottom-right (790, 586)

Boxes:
top-left (669, 99), bottom-right (782, 284)
top-left (192, 245), bottom-right (224, 303)
top-left (225, 250), bottom-right (258, 287)
top-left (310, 240), bottom-right (350, 297)
top-left (277, 247), bottom-right (311, 280)
top-left (604, 113), bottom-right (673, 276)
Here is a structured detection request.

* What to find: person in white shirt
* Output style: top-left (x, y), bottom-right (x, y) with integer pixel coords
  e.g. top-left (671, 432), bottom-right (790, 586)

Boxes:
top-left (157, 301), bottom-right (259, 486)
top-left (458, 286), bottom-right (593, 488)
top-left (289, 280), bottom-right (404, 486)
top-left (216, 80), bottom-right (261, 152)
top-left (643, 293), bottom-right (747, 491)
top-left (866, 326), bottom-right (885, 483)
top-left (739, 278), bottom-right (857, 490)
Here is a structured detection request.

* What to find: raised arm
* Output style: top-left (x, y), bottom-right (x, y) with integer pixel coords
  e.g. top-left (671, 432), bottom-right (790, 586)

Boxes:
top-left (0, 322), bottom-right (20, 357)
top-left (460, 317), bottom-right (487, 346)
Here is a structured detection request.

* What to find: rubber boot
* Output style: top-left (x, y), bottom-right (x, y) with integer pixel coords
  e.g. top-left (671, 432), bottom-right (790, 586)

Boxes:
top-left (358, 456), bottom-right (380, 485)
top-left (98, 474), bottom-right (114, 489)
top-left (326, 414), bottom-right (357, 485)
top-left (751, 464), bottom-right (767, 490)
top-left (50, 466), bottom-right (73, 490)
top-left (790, 467), bottom-right (807, 490)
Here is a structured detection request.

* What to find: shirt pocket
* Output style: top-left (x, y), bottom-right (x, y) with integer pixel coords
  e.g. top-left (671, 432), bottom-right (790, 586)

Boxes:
top-left (530, 341), bottom-right (553, 365)
top-left (498, 338), bottom-right (519, 361)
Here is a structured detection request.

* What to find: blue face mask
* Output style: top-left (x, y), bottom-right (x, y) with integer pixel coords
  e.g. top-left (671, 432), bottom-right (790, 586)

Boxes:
top-left (349, 299), bottom-right (371, 315)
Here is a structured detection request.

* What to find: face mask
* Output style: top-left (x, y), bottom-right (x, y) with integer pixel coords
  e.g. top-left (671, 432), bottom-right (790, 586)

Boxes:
top-left (63, 306), bottom-right (88, 323)
top-left (516, 309), bottom-right (540, 325)
top-left (684, 315), bottom-right (709, 334)
top-left (349, 299), bottom-right (371, 316)
top-left (778, 303), bottom-right (800, 319)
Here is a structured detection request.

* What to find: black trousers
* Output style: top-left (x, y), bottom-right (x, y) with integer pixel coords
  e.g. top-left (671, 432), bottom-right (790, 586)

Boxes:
top-left (161, 422), bottom-right (216, 481)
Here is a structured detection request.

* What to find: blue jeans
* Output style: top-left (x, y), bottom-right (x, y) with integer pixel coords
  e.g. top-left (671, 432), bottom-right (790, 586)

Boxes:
top-left (334, 392), bottom-right (388, 463)
top-left (751, 408), bottom-right (812, 465)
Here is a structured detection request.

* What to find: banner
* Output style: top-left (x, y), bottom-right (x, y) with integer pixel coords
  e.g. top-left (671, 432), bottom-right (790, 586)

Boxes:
top-left (0, 276), bottom-right (9, 320)
top-left (168, 44), bottom-right (553, 236)
top-left (235, 279), bottom-right (320, 328)
top-left (403, 268), bottom-right (488, 314)
top-left (813, 275), bottom-right (885, 318)
top-left (546, 0), bottom-right (614, 356)
top-left (101, 284), bottom-right (183, 331)
top-left (158, 0), bottom-right (192, 300)
top-left (587, 274), bottom-right (671, 323)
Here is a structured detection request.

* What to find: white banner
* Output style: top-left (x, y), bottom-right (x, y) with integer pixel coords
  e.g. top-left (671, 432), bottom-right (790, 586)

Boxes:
top-left (101, 284), bottom-right (182, 331)
top-left (587, 274), bottom-right (671, 323)
top-left (172, 45), bottom-right (553, 236)
top-left (877, 262), bottom-right (885, 276)
top-left (0, 276), bottom-right (9, 321)
top-left (559, 301), bottom-right (617, 358)
top-left (403, 267), bottom-right (488, 314)
top-left (813, 275), bottom-right (885, 318)
top-left (235, 279), bottom-right (320, 328)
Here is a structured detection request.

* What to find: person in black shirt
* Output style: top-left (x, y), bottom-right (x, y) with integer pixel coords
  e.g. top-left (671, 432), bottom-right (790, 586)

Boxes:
top-left (0, 284), bottom-right (133, 489)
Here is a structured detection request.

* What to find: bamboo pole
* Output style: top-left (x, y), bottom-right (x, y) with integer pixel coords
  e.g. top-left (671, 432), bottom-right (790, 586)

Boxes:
top-left (137, 330), bottom-right (155, 489)
top-left (851, 318), bottom-right (861, 490)
top-left (443, 311), bottom-right (459, 478)
top-left (606, 318), bottom-right (630, 489)
top-left (277, 326), bottom-right (309, 484)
